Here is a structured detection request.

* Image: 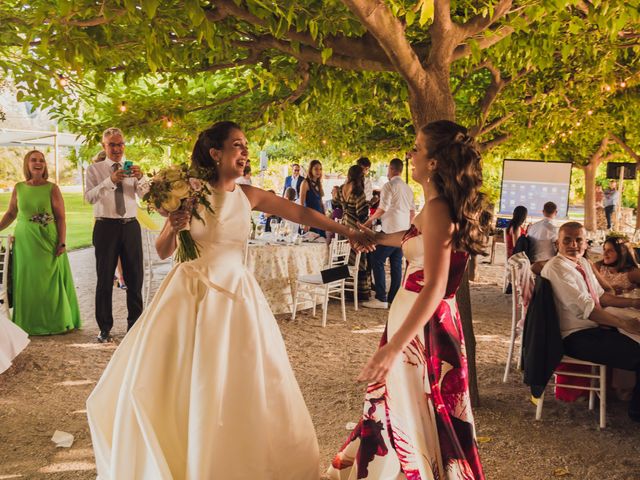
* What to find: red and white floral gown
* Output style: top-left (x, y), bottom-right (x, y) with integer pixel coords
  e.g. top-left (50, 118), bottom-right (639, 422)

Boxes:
top-left (328, 225), bottom-right (484, 480)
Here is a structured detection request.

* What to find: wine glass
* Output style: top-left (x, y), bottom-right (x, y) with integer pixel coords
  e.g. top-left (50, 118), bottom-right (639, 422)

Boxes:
top-left (255, 223), bottom-right (265, 239)
top-left (269, 218), bottom-right (278, 234)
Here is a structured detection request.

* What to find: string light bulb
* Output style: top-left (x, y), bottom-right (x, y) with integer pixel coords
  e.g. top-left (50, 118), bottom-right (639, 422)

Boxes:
top-left (58, 74), bottom-right (68, 87)
top-left (321, 139), bottom-right (327, 145)
top-left (620, 81), bottom-right (627, 88)
top-left (604, 84), bottom-right (612, 92)
top-left (576, 121), bottom-right (581, 126)
top-left (119, 101), bottom-right (127, 113)
top-left (587, 110), bottom-right (593, 115)
top-left (164, 117), bottom-right (173, 128)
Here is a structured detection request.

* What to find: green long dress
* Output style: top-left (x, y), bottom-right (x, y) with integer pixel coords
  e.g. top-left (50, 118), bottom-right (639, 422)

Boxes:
top-left (12, 182), bottom-right (81, 335)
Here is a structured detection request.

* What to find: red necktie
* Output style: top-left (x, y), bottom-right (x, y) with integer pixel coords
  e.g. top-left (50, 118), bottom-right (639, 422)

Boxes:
top-left (575, 263), bottom-right (601, 308)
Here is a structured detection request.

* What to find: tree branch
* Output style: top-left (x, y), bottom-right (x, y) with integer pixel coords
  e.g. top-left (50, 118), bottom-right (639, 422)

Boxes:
top-left (479, 133), bottom-right (511, 152)
top-left (187, 89), bottom-right (252, 113)
top-left (340, 0), bottom-right (426, 86)
top-left (434, 0), bottom-right (452, 29)
top-left (610, 133), bottom-right (640, 162)
top-left (60, 9), bottom-right (126, 27)
top-left (459, 0), bottom-right (513, 38)
top-left (479, 112), bottom-right (515, 136)
top-left (590, 134), bottom-right (611, 165)
top-left (452, 25), bottom-right (515, 61)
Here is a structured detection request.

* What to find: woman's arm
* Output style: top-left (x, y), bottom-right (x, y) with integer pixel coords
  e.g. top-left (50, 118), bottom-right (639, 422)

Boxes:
top-left (357, 198), bottom-right (454, 382)
top-left (626, 267), bottom-right (640, 286)
top-left (241, 185), bottom-right (372, 248)
top-left (589, 259), bottom-right (614, 293)
top-left (298, 181), bottom-right (308, 206)
top-left (155, 209), bottom-right (191, 260)
top-left (50, 184), bottom-right (67, 256)
top-left (0, 187), bottom-right (18, 232)
top-left (356, 223), bottom-right (405, 248)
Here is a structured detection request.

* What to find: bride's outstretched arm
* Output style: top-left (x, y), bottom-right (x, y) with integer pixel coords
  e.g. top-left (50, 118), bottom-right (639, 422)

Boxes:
top-left (240, 185), bottom-right (373, 250)
top-left (156, 209), bottom-right (191, 259)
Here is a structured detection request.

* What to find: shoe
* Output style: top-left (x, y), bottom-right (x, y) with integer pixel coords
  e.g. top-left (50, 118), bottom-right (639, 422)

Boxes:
top-left (361, 299), bottom-right (389, 309)
top-left (97, 332), bottom-right (113, 343)
top-left (629, 391), bottom-right (640, 422)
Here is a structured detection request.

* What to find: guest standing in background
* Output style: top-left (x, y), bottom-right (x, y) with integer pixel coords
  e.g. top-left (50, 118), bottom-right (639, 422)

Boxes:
top-left (282, 163), bottom-right (304, 198)
top-left (362, 158), bottom-right (415, 309)
top-left (85, 127), bottom-right (147, 343)
top-left (356, 156), bottom-right (373, 201)
top-left (336, 165), bottom-right (371, 300)
top-left (0, 150), bottom-right (81, 335)
top-left (604, 180), bottom-right (620, 230)
top-left (299, 159), bottom-right (326, 238)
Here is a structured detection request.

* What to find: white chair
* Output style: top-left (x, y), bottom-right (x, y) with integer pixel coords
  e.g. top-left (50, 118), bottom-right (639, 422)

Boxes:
top-left (142, 228), bottom-right (173, 306)
top-left (535, 357), bottom-right (607, 429)
top-left (343, 250), bottom-right (361, 311)
top-left (503, 253), bottom-right (531, 382)
top-left (502, 228), bottom-right (511, 293)
top-left (291, 238), bottom-right (349, 327)
top-left (0, 235), bottom-right (13, 318)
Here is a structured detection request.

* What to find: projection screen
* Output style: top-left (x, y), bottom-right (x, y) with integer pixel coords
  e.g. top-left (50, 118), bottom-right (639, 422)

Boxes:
top-left (499, 159), bottom-right (572, 218)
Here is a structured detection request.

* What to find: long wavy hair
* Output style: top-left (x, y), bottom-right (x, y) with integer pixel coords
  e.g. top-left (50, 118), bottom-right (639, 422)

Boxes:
top-left (305, 159), bottom-right (324, 197)
top-left (346, 164), bottom-right (365, 197)
top-left (420, 120), bottom-right (490, 255)
top-left (597, 236), bottom-right (639, 272)
top-left (191, 121), bottom-right (242, 183)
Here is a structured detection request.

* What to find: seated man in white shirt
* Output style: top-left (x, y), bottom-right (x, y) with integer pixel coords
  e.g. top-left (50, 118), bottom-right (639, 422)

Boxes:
top-left (541, 221), bottom-right (640, 421)
top-left (527, 201), bottom-right (558, 262)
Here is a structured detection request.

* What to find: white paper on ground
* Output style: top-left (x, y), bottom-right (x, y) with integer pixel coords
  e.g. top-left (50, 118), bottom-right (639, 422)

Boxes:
top-left (345, 422), bottom-right (358, 430)
top-left (51, 430), bottom-right (74, 448)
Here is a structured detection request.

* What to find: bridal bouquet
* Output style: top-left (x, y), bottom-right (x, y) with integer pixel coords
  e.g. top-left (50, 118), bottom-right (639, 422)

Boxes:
top-left (143, 164), bottom-right (214, 262)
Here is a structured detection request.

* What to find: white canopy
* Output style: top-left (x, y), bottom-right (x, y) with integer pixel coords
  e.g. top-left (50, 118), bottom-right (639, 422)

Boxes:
top-left (0, 127), bottom-right (84, 148)
top-left (0, 128), bottom-right (85, 183)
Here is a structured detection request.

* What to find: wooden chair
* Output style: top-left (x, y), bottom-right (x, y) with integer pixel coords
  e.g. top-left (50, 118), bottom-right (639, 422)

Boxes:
top-left (291, 238), bottom-right (349, 327)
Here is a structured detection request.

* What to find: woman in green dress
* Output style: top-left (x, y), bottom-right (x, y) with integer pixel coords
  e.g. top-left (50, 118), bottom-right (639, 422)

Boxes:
top-left (336, 164), bottom-right (371, 301)
top-left (0, 150), bottom-right (81, 335)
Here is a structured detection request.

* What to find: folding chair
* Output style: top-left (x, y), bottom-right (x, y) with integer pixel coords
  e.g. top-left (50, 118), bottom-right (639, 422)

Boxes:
top-left (291, 238), bottom-right (349, 327)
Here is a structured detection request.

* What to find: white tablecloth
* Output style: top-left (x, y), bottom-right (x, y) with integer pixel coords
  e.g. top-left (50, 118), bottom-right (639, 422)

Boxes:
top-left (246, 241), bottom-right (329, 314)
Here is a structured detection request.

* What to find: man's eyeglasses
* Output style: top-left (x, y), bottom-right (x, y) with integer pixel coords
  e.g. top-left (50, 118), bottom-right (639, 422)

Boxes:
top-left (107, 142), bottom-right (125, 148)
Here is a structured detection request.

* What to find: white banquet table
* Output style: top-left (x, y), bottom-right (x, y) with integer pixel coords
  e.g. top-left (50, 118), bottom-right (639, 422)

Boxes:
top-left (245, 240), bottom-right (329, 314)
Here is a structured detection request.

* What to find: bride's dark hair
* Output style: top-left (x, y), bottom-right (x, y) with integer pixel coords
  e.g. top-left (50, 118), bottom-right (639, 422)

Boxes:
top-left (420, 120), bottom-right (490, 255)
top-left (191, 121), bottom-right (242, 182)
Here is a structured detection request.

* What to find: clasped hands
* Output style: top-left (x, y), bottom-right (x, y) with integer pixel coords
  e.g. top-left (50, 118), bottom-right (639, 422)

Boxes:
top-left (347, 223), bottom-right (377, 253)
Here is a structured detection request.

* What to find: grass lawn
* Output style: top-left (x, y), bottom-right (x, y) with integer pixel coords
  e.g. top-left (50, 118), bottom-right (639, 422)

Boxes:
top-left (0, 192), bottom-right (95, 250)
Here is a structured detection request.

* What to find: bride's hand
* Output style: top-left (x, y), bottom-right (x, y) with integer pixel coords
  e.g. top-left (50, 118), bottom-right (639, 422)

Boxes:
top-left (357, 343), bottom-right (402, 383)
top-left (168, 209), bottom-right (191, 234)
top-left (347, 228), bottom-right (376, 252)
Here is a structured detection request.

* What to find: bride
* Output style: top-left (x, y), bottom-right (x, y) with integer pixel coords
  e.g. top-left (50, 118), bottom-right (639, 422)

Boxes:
top-left (87, 121), bottom-right (371, 480)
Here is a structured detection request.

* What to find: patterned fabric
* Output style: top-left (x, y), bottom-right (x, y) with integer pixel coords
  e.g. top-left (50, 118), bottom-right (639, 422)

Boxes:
top-left (597, 266), bottom-right (636, 294)
top-left (336, 186), bottom-right (371, 299)
top-left (328, 224), bottom-right (484, 480)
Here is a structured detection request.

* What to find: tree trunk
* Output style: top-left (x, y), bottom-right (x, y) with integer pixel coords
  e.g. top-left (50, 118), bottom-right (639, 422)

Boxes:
top-left (408, 66), bottom-right (479, 405)
top-left (583, 163), bottom-right (597, 231)
top-left (408, 71), bottom-right (456, 127)
top-left (457, 266), bottom-right (480, 407)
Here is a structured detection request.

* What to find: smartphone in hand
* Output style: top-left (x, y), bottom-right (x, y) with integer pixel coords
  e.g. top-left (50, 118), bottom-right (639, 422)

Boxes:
top-left (123, 160), bottom-right (133, 175)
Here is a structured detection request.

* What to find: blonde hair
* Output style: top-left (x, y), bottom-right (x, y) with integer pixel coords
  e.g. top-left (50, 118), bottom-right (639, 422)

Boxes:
top-left (102, 127), bottom-right (124, 143)
top-left (23, 150), bottom-right (48, 181)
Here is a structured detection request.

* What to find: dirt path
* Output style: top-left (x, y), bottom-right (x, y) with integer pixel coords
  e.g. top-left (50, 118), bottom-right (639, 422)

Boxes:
top-left (1, 247), bottom-right (639, 479)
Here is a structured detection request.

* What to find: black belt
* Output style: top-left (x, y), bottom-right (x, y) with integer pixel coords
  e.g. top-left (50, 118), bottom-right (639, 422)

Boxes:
top-left (96, 217), bottom-right (138, 224)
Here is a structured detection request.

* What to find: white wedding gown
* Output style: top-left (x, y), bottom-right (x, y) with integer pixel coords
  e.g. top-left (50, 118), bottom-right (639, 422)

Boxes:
top-left (0, 308), bottom-right (29, 374)
top-left (87, 186), bottom-right (320, 479)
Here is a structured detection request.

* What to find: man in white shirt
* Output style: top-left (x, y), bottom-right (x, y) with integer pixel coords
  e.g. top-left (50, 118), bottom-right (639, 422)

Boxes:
top-left (527, 201), bottom-right (558, 262)
top-left (541, 221), bottom-right (640, 421)
top-left (357, 157), bottom-right (373, 201)
top-left (85, 127), bottom-right (148, 343)
top-left (362, 158), bottom-right (415, 309)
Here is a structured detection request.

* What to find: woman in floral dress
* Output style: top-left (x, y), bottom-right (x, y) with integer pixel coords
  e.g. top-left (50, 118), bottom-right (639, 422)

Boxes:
top-left (328, 120), bottom-right (489, 480)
